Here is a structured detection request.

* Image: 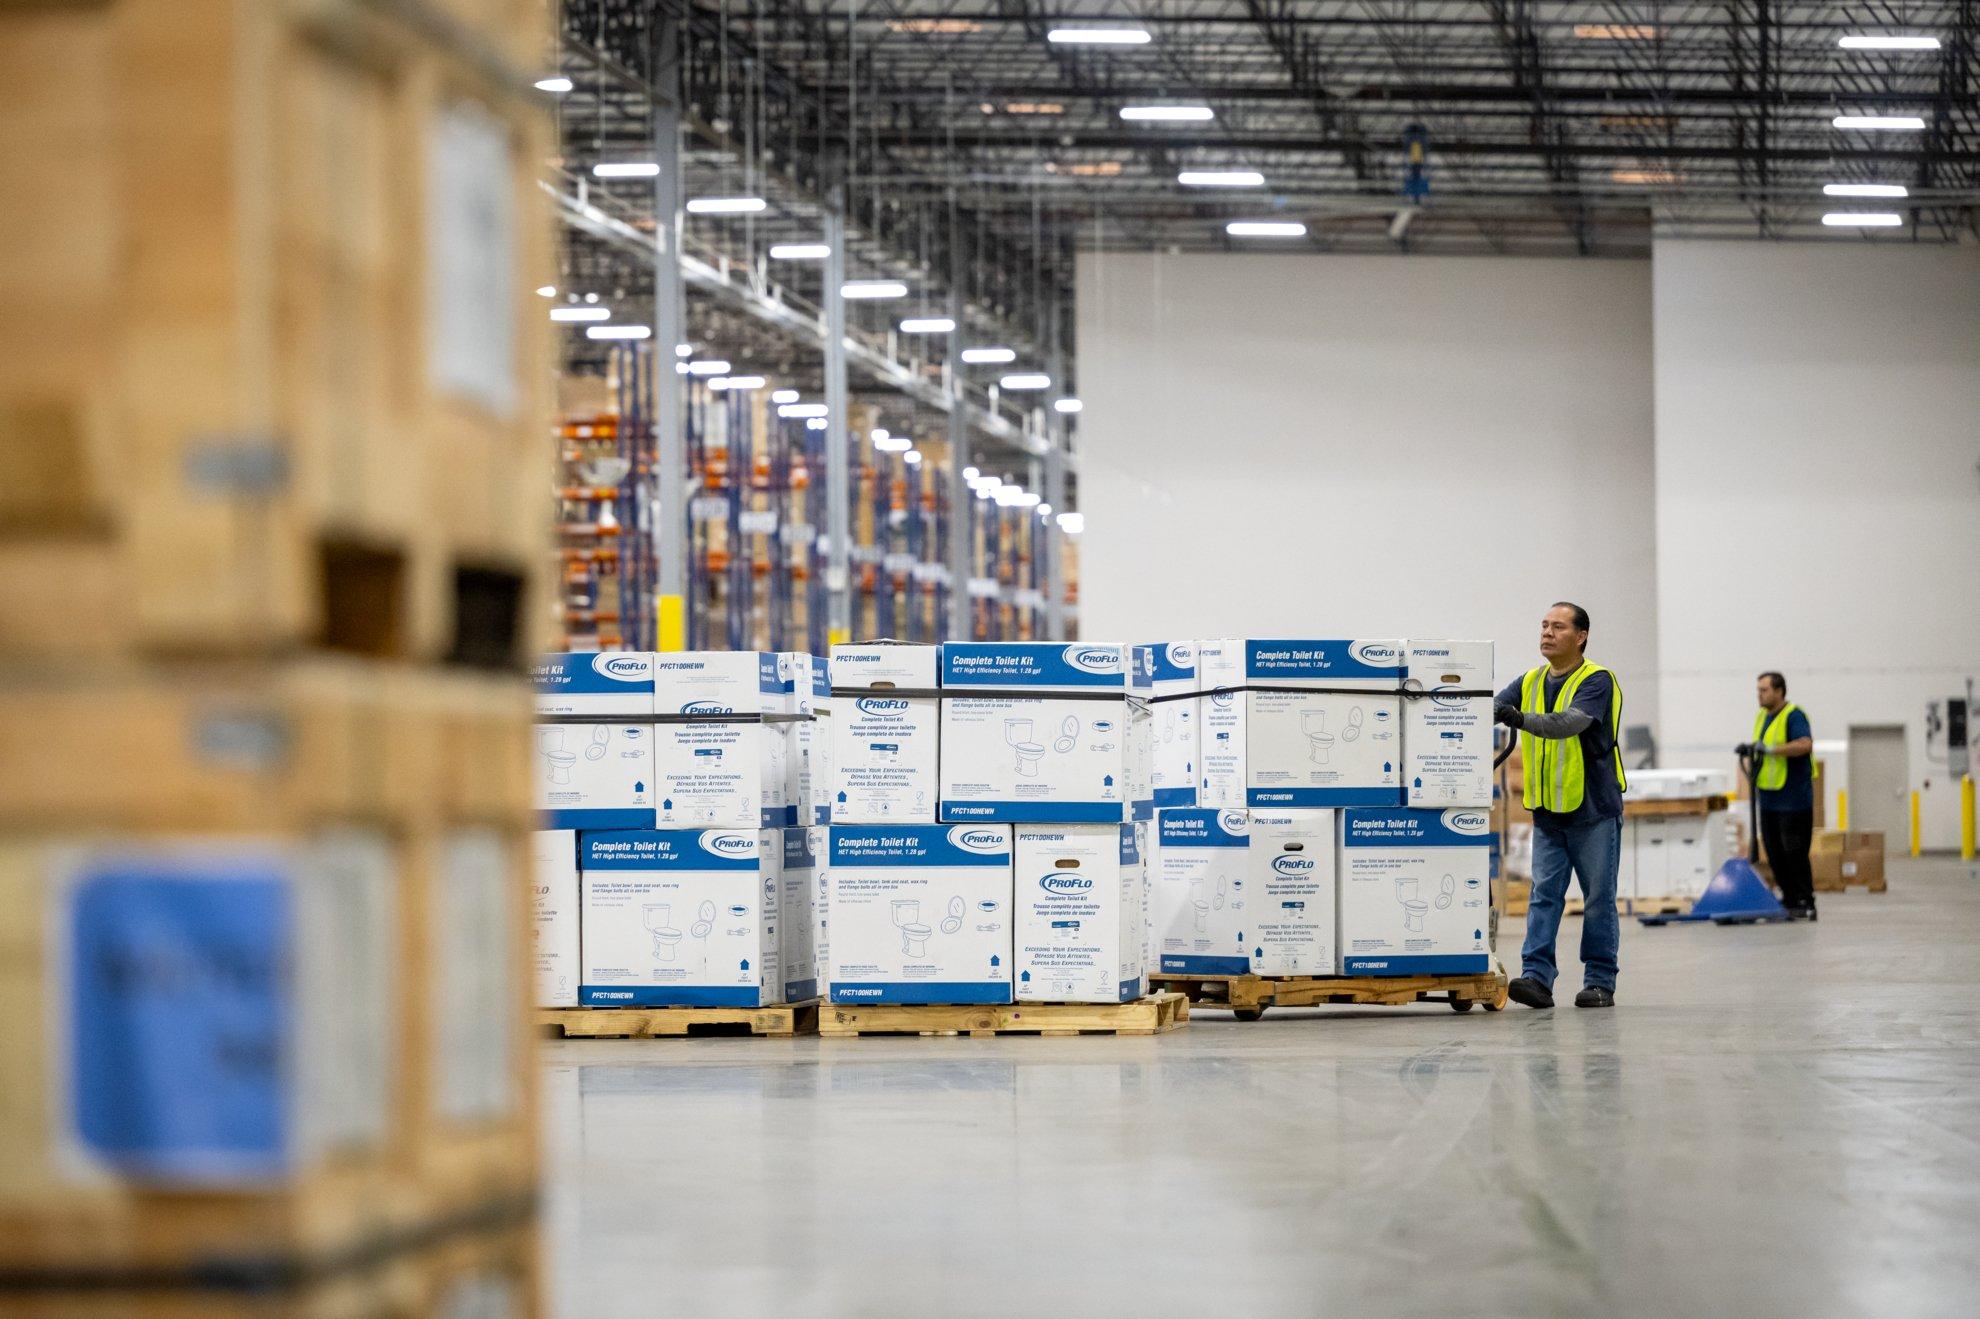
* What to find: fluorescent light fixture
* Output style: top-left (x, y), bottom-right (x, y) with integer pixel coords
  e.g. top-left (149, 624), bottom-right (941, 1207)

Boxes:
top-left (1823, 182), bottom-right (1909, 198)
top-left (769, 243), bottom-right (830, 259)
top-left (685, 197), bottom-right (767, 214)
top-left (1839, 35), bottom-right (1940, 51)
top-left (1822, 211), bottom-right (1904, 227)
top-left (871, 428), bottom-right (890, 441)
top-left (976, 487), bottom-right (994, 501)
top-left (586, 325), bottom-right (652, 340)
top-left (903, 450), bottom-right (923, 465)
top-left (550, 306), bottom-right (611, 322)
top-left (960, 346), bottom-right (1017, 364)
top-left (686, 360), bottom-right (732, 376)
top-left (1226, 220), bottom-right (1307, 237)
top-left (535, 285), bottom-right (557, 298)
top-left (899, 317), bottom-right (956, 333)
top-left (1178, 170), bottom-right (1264, 187)
top-left (875, 436), bottom-right (913, 453)
top-left (1121, 105), bottom-right (1214, 122)
top-left (1048, 28), bottom-right (1152, 46)
top-left (1054, 398), bottom-right (1083, 414)
top-left (709, 376), bottom-right (765, 391)
top-left (1000, 374), bottom-right (1051, 390)
top-left (962, 466), bottom-right (980, 481)
top-left (534, 76), bottom-right (573, 94)
top-left (1833, 114), bottom-right (1927, 130)
top-left (778, 402), bottom-right (829, 418)
top-left (806, 417), bottom-right (828, 430)
top-left (1056, 511), bottom-right (1085, 534)
top-left (771, 389), bottom-right (800, 404)
top-left (675, 344), bottom-right (693, 357)
top-left (1037, 503), bottom-right (1052, 517)
top-left (841, 280), bottom-right (908, 299)
top-left (592, 162), bottom-right (660, 178)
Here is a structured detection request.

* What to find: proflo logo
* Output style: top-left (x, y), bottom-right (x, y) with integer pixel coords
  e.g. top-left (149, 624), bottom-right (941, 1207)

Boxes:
top-left (1039, 874), bottom-right (1094, 894)
top-left (1271, 855), bottom-right (1315, 876)
top-left (1217, 810), bottom-right (1249, 836)
top-left (680, 700), bottom-right (734, 716)
top-left (1064, 645), bottom-right (1121, 674)
top-left (856, 697), bottom-right (910, 715)
top-left (1441, 810), bottom-right (1490, 835)
top-left (946, 827), bottom-right (1007, 855)
top-left (593, 653), bottom-right (652, 679)
top-left (1350, 641), bottom-right (1399, 665)
top-left (700, 832), bottom-right (755, 857)
top-left (1167, 643), bottom-right (1195, 667)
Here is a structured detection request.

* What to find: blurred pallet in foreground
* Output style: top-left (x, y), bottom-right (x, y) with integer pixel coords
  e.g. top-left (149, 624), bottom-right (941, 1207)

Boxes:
top-left (0, 0), bottom-right (553, 664)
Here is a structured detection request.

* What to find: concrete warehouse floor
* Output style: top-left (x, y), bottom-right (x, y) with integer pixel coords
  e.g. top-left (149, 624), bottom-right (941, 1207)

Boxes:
top-left (541, 856), bottom-right (1980, 1319)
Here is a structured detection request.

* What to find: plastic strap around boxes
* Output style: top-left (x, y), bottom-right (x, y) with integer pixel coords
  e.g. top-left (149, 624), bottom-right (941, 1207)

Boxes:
top-left (830, 686), bottom-right (1134, 703)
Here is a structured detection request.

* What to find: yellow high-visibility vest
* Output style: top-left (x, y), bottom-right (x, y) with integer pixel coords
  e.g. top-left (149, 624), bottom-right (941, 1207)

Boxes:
top-left (1752, 703), bottom-right (1803, 792)
top-left (1520, 660), bottom-right (1626, 813)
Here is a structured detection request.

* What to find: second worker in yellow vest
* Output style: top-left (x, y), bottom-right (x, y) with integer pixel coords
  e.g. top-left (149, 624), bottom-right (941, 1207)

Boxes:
top-left (1493, 601), bottom-right (1628, 1010)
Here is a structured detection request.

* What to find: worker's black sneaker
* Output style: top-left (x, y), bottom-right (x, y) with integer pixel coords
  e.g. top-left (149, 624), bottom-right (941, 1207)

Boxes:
top-left (1788, 905), bottom-right (1819, 922)
top-left (1507, 976), bottom-right (1554, 1009)
top-left (1574, 987), bottom-right (1615, 1009)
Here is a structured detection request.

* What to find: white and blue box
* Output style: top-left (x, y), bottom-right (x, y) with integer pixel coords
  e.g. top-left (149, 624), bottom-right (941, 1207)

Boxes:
top-left (1198, 638), bottom-right (1404, 809)
top-left (577, 828), bottom-right (781, 1007)
top-left (1014, 823), bottom-right (1145, 1003)
top-left (788, 654), bottom-right (834, 825)
top-left (532, 651), bottom-right (654, 717)
top-left (1403, 639), bottom-right (1496, 808)
top-left (1338, 807), bottom-right (1493, 975)
top-left (829, 644), bottom-right (940, 822)
top-left (533, 723), bottom-right (654, 830)
top-left (825, 824), bottom-right (1012, 1005)
top-left (1138, 641), bottom-right (1199, 810)
top-left (651, 651), bottom-right (787, 829)
top-left (1246, 810), bottom-right (1337, 976)
top-left (779, 828), bottom-right (818, 1002)
top-left (1148, 807), bottom-right (1251, 976)
top-left (938, 642), bottom-right (1150, 823)
top-left (531, 830), bottom-right (580, 1007)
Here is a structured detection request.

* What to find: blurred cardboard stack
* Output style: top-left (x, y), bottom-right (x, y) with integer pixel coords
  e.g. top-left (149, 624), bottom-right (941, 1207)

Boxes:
top-left (1, 0), bottom-right (550, 1310)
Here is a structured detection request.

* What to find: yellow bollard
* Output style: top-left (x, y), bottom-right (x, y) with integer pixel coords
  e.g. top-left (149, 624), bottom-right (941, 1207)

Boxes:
top-left (1837, 789), bottom-right (1849, 831)
top-left (828, 626), bottom-right (852, 647)
top-left (656, 595), bottom-right (687, 652)
top-left (1910, 790), bottom-right (1922, 858)
top-left (1963, 775), bottom-right (1975, 862)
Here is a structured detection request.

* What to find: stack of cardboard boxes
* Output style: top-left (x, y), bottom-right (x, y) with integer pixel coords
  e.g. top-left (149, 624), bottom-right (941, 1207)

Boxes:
top-left (1150, 640), bottom-right (1497, 979)
top-left (0, 0), bottom-right (550, 1307)
top-left (1812, 830), bottom-right (1888, 892)
top-left (531, 651), bottom-right (827, 1010)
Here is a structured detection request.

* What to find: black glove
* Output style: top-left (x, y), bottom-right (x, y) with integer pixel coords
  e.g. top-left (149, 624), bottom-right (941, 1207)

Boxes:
top-left (1494, 702), bottom-right (1524, 730)
top-left (1734, 742), bottom-right (1755, 758)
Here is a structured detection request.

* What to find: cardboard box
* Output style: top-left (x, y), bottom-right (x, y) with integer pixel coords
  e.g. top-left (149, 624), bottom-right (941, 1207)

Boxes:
top-left (809, 824), bottom-right (831, 999)
top-left (1148, 807), bottom-right (1252, 975)
top-left (651, 720), bottom-right (787, 830)
top-left (1338, 807), bottom-right (1493, 975)
top-left (1403, 640), bottom-right (1494, 808)
top-left (938, 642), bottom-right (1148, 823)
top-left (787, 655), bottom-right (834, 825)
top-left (1198, 638), bottom-right (1404, 809)
top-left (830, 644), bottom-right (941, 823)
top-left (1138, 641), bottom-right (1200, 809)
top-left (825, 823), bottom-right (1013, 1004)
top-left (530, 829), bottom-right (579, 1007)
top-left (577, 829), bottom-right (781, 1007)
top-left (1013, 824), bottom-right (1144, 1003)
top-left (532, 722), bottom-right (653, 830)
top-left (1246, 809), bottom-right (1337, 976)
top-left (532, 652), bottom-right (653, 717)
top-left (779, 828), bottom-right (818, 1002)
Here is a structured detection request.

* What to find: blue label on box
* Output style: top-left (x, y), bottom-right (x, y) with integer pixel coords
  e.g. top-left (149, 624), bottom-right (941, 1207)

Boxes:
top-left (1243, 639), bottom-right (1403, 683)
top-left (580, 985), bottom-right (769, 1007)
top-left (1341, 807), bottom-right (1494, 847)
top-left (827, 824), bottom-right (1010, 867)
top-left (533, 652), bottom-right (653, 695)
top-left (1344, 953), bottom-right (1491, 976)
top-left (941, 642), bottom-right (1126, 690)
top-left (581, 829), bottom-right (762, 871)
top-left (830, 981), bottom-right (1011, 1005)
top-left (66, 854), bottom-right (294, 1182)
top-left (1249, 786), bottom-right (1405, 809)
top-left (1156, 808), bottom-right (1249, 848)
top-left (939, 800), bottom-right (1128, 824)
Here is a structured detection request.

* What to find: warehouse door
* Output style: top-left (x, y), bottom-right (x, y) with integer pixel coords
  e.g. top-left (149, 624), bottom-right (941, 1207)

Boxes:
top-left (1847, 725), bottom-right (1907, 851)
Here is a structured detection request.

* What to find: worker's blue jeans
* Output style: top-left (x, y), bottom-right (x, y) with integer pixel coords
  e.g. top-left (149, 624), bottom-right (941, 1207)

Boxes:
top-left (1523, 815), bottom-right (1622, 991)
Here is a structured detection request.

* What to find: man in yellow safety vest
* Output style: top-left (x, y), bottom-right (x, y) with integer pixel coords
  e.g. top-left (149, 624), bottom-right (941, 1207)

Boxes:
top-left (1493, 602), bottom-right (1627, 1009)
top-left (1736, 671), bottom-right (1816, 920)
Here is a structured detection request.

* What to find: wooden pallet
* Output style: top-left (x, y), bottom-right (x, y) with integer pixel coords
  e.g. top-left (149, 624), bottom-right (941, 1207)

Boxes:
top-left (1621, 795), bottom-right (1730, 818)
top-left (1563, 895), bottom-right (1696, 917)
top-left (1495, 877), bottom-right (1532, 917)
top-left (1151, 964), bottom-right (1509, 1018)
top-left (538, 1001), bottom-right (819, 1039)
top-left (817, 993), bottom-right (1188, 1038)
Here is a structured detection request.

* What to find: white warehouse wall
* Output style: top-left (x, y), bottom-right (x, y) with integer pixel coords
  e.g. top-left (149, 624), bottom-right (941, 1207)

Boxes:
top-left (1652, 240), bottom-right (1980, 849)
top-left (1075, 251), bottom-right (1661, 720)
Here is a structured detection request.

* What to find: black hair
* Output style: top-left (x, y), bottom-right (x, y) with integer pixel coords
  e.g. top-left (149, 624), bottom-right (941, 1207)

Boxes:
top-left (1759, 671), bottom-right (1787, 696)
top-left (1551, 601), bottom-right (1591, 635)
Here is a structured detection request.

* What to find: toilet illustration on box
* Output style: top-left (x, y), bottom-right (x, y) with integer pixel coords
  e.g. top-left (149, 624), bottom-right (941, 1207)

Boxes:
top-left (892, 899), bottom-right (932, 957)
top-left (1394, 875), bottom-right (1457, 932)
top-left (586, 725), bottom-right (610, 760)
top-left (1189, 875), bottom-right (1228, 932)
top-left (644, 904), bottom-right (683, 961)
top-left (1302, 711), bottom-right (1335, 764)
top-left (540, 727), bottom-right (578, 784)
top-left (1341, 706), bottom-right (1364, 742)
top-left (1005, 718), bottom-right (1045, 777)
top-left (940, 895), bottom-right (964, 934)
